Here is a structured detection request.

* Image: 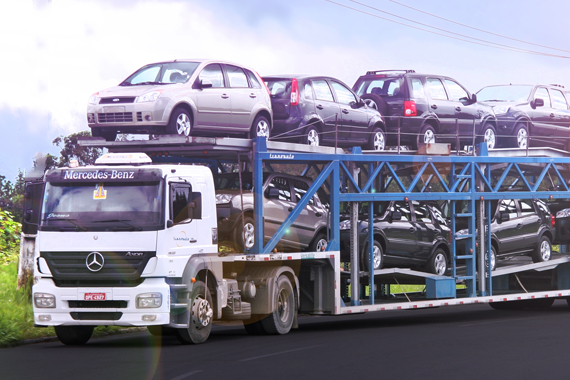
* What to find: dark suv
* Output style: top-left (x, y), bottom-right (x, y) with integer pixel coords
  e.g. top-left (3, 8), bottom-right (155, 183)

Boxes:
top-left (476, 84), bottom-right (570, 150)
top-left (456, 199), bottom-right (555, 270)
top-left (215, 172), bottom-right (329, 252)
top-left (352, 70), bottom-right (497, 149)
top-left (339, 200), bottom-right (451, 275)
top-left (263, 75), bottom-right (387, 150)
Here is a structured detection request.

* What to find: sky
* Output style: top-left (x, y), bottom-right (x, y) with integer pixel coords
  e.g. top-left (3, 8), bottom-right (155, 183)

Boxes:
top-left (1, 0), bottom-right (570, 181)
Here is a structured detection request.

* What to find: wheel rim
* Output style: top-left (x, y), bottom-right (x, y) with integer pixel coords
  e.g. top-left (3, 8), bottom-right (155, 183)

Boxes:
top-left (256, 119), bottom-right (270, 138)
top-left (191, 296), bottom-right (213, 329)
top-left (484, 128), bottom-right (496, 149)
top-left (373, 131), bottom-right (385, 151)
top-left (277, 288), bottom-right (290, 323)
top-left (372, 244), bottom-right (382, 270)
top-left (176, 113), bottom-right (191, 136)
top-left (364, 99), bottom-right (378, 110)
top-left (486, 249), bottom-right (496, 271)
top-left (315, 239), bottom-right (327, 252)
top-left (540, 240), bottom-right (551, 261)
top-left (307, 129), bottom-right (319, 146)
top-left (517, 128), bottom-right (528, 149)
top-left (433, 253), bottom-right (446, 275)
top-left (424, 129), bottom-right (435, 144)
top-left (243, 222), bottom-right (255, 249)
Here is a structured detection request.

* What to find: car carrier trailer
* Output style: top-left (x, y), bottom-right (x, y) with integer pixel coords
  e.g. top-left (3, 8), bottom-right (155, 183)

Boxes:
top-left (21, 135), bottom-right (570, 345)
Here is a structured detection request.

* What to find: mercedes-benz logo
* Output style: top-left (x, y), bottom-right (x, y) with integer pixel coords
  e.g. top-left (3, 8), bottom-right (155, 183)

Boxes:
top-left (86, 252), bottom-right (104, 272)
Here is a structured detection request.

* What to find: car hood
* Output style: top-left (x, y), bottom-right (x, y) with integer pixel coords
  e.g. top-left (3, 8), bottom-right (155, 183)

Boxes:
top-left (97, 84), bottom-right (177, 97)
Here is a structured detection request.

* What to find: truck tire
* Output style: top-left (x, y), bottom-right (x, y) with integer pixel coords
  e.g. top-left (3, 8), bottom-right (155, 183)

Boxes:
top-left (54, 325), bottom-right (94, 345)
top-left (167, 108), bottom-right (192, 136)
top-left (362, 239), bottom-right (383, 271)
top-left (260, 275), bottom-right (295, 335)
top-left (532, 235), bottom-right (551, 263)
top-left (175, 281), bottom-right (213, 344)
top-left (236, 216), bottom-right (255, 252)
top-left (426, 248), bottom-right (448, 276)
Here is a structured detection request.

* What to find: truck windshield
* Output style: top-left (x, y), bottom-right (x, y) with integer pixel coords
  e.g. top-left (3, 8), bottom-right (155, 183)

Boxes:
top-left (40, 181), bottom-right (164, 231)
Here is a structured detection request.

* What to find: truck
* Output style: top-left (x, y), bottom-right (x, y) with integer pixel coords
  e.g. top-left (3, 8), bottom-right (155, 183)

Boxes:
top-left (23, 135), bottom-right (570, 345)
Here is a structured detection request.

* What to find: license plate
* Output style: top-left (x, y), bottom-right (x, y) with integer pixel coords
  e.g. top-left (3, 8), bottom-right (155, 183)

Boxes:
top-left (85, 293), bottom-right (106, 301)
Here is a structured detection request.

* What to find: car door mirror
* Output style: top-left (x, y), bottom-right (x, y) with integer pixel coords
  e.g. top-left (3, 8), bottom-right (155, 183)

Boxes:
top-left (199, 79), bottom-right (213, 89)
top-left (266, 187), bottom-right (280, 199)
top-left (499, 212), bottom-right (510, 223)
top-left (351, 100), bottom-right (365, 109)
top-left (531, 98), bottom-right (544, 109)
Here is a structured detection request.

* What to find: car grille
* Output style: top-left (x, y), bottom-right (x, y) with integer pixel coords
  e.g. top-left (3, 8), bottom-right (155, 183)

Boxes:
top-left (70, 312), bottom-right (123, 321)
top-left (99, 97), bottom-right (136, 104)
top-left (97, 112), bottom-right (134, 123)
top-left (68, 301), bottom-right (128, 308)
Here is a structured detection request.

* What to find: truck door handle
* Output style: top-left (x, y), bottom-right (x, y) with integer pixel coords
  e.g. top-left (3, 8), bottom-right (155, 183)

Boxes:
top-left (342, 109), bottom-right (349, 114)
top-left (249, 93), bottom-right (257, 98)
top-left (455, 107), bottom-right (461, 112)
top-left (189, 238), bottom-right (197, 243)
top-left (431, 104), bottom-right (438, 109)
top-left (221, 94), bottom-right (229, 99)
top-left (316, 104), bottom-right (324, 110)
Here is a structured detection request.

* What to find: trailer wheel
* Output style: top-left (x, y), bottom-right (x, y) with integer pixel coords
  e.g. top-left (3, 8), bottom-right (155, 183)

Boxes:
top-left (511, 123), bottom-right (528, 149)
top-left (427, 248), bottom-right (448, 276)
top-left (304, 126), bottom-right (320, 146)
top-left (250, 115), bottom-right (270, 139)
top-left (167, 108), bottom-right (192, 136)
top-left (478, 123), bottom-right (496, 150)
top-left (362, 240), bottom-right (384, 271)
top-left (236, 216), bottom-right (255, 252)
top-left (532, 235), bottom-right (551, 263)
top-left (54, 325), bottom-right (94, 345)
top-left (175, 281), bottom-right (213, 344)
top-left (366, 128), bottom-right (386, 151)
top-left (260, 275), bottom-right (295, 335)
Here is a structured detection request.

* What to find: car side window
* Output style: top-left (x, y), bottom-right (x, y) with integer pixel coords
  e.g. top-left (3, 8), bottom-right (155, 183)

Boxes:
top-left (331, 81), bottom-right (357, 105)
top-left (499, 200), bottom-right (518, 219)
top-left (444, 80), bottom-right (469, 101)
top-left (393, 202), bottom-right (411, 222)
top-left (534, 87), bottom-right (551, 108)
top-left (550, 89), bottom-right (568, 110)
top-left (312, 80), bottom-right (334, 102)
top-left (198, 64), bottom-right (225, 88)
top-left (426, 78), bottom-right (448, 100)
top-left (291, 180), bottom-right (314, 205)
top-left (226, 65), bottom-right (249, 88)
top-left (520, 200), bottom-right (534, 217)
top-left (410, 78), bottom-right (425, 99)
top-left (304, 83), bottom-right (314, 100)
top-left (413, 203), bottom-right (432, 223)
top-left (266, 177), bottom-right (292, 201)
top-left (245, 70), bottom-right (262, 89)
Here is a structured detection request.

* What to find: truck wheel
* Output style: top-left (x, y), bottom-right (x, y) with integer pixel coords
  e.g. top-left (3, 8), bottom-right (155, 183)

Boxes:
top-left (478, 123), bottom-right (496, 150)
top-left (308, 233), bottom-right (328, 252)
top-left (362, 240), bottom-right (383, 271)
top-left (511, 123), bottom-right (528, 149)
top-left (54, 325), bottom-right (94, 345)
top-left (236, 216), bottom-right (255, 252)
top-left (260, 275), bottom-right (295, 335)
top-left (175, 281), bottom-right (213, 344)
top-left (250, 115), bottom-right (270, 139)
top-left (167, 108), bottom-right (192, 136)
top-left (366, 128), bottom-right (386, 151)
top-left (532, 235), bottom-right (551, 263)
top-left (427, 248), bottom-right (448, 276)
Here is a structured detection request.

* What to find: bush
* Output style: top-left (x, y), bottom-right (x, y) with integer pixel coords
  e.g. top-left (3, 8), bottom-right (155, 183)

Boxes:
top-left (0, 210), bottom-right (21, 265)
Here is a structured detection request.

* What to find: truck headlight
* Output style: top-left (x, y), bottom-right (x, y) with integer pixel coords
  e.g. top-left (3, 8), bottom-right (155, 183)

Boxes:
top-left (136, 293), bottom-right (162, 308)
top-left (136, 90), bottom-right (163, 103)
top-left (216, 194), bottom-right (233, 204)
top-left (34, 293), bottom-right (56, 308)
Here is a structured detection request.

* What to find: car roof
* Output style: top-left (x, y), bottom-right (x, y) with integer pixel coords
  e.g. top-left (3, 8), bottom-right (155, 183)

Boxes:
top-left (140, 59), bottom-right (259, 71)
top-left (262, 74), bottom-right (344, 81)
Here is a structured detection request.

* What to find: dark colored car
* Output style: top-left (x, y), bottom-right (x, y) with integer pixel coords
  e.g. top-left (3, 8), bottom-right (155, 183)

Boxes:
top-left (352, 70), bottom-right (497, 149)
top-left (262, 75), bottom-right (387, 150)
top-left (215, 172), bottom-right (329, 252)
top-left (456, 199), bottom-right (555, 270)
top-left (339, 200), bottom-right (451, 275)
top-left (476, 84), bottom-right (570, 149)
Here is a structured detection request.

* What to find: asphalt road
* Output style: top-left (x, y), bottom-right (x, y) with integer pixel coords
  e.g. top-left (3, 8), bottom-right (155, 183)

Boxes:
top-left (3, 301), bottom-right (570, 380)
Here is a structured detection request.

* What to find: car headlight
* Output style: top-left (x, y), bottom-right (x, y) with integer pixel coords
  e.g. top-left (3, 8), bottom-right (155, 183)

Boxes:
top-left (216, 194), bottom-right (234, 204)
top-left (493, 105), bottom-right (510, 115)
top-left (136, 90), bottom-right (163, 103)
top-left (339, 219), bottom-right (351, 230)
top-left (557, 209), bottom-right (570, 218)
top-left (88, 92), bottom-right (100, 105)
top-left (136, 293), bottom-right (162, 308)
top-left (34, 293), bottom-right (56, 308)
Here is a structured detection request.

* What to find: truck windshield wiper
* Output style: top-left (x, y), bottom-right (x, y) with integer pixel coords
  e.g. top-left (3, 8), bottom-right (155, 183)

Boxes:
top-left (43, 218), bottom-right (86, 231)
top-left (92, 219), bottom-right (141, 231)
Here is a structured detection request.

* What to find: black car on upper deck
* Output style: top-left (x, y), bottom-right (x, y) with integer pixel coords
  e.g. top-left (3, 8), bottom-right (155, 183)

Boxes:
top-left (352, 70), bottom-right (497, 149)
top-left (476, 84), bottom-right (570, 150)
top-left (263, 75), bottom-right (387, 151)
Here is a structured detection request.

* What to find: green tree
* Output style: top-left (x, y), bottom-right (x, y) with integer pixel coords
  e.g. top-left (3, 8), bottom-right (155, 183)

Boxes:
top-left (44, 130), bottom-right (103, 170)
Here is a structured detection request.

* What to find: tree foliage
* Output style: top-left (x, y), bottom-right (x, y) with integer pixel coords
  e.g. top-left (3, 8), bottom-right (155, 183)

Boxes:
top-left (44, 130), bottom-right (103, 170)
top-left (0, 210), bottom-right (21, 264)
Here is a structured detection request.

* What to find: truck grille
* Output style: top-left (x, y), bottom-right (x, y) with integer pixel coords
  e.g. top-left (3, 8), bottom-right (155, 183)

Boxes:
top-left (97, 112), bottom-right (134, 123)
top-left (99, 97), bottom-right (136, 104)
top-left (41, 251), bottom-right (155, 286)
top-left (68, 301), bottom-right (128, 308)
top-left (70, 312), bottom-right (123, 321)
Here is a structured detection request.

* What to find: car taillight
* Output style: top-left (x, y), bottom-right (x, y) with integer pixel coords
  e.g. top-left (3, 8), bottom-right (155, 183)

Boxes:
top-left (551, 215), bottom-right (556, 227)
top-left (291, 78), bottom-right (299, 106)
top-left (404, 100), bottom-right (417, 117)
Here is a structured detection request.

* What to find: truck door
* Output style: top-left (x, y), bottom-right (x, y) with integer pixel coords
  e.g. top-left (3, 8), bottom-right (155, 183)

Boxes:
top-left (166, 182), bottom-right (199, 254)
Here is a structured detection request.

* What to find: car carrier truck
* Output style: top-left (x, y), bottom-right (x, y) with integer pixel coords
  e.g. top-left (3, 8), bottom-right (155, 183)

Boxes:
top-left (23, 135), bottom-right (570, 345)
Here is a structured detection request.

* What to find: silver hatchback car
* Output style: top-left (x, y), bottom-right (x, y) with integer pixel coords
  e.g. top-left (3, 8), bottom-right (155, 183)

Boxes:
top-left (87, 59), bottom-right (273, 141)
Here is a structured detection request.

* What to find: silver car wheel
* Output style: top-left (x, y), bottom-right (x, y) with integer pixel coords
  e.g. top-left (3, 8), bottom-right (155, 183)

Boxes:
top-left (176, 113), bottom-right (191, 136)
top-left (373, 131), bottom-right (386, 151)
top-left (256, 119), bottom-right (270, 138)
top-left (433, 252), bottom-right (447, 276)
top-left (517, 128), bottom-right (528, 149)
top-left (307, 128), bottom-right (320, 146)
top-left (484, 128), bottom-right (496, 149)
top-left (540, 239), bottom-right (551, 261)
top-left (243, 222), bottom-right (255, 250)
top-left (315, 238), bottom-right (328, 252)
top-left (372, 244), bottom-right (382, 270)
top-left (424, 129), bottom-right (435, 144)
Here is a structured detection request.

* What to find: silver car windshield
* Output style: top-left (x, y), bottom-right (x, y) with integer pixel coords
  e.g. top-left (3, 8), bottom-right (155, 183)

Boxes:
top-left (477, 85), bottom-right (534, 102)
top-left (120, 62), bottom-right (201, 86)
